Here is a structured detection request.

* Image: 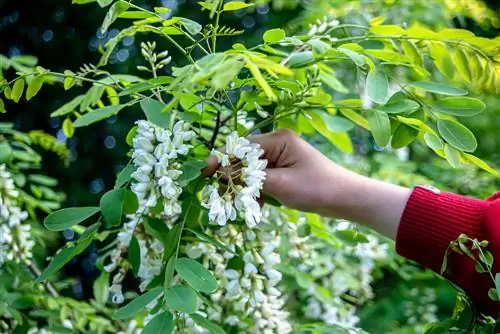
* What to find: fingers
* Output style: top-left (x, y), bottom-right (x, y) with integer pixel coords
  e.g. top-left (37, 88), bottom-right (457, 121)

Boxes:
top-left (201, 155), bottom-right (219, 177)
top-left (262, 168), bottom-right (287, 200)
top-left (250, 128), bottom-right (297, 167)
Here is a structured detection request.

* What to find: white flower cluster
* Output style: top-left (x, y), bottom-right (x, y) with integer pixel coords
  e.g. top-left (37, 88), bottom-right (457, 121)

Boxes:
top-left (0, 164), bottom-right (33, 266)
top-left (131, 119), bottom-right (194, 218)
top-left (403, 287), bottom-right (438, 331)
top-left (202, 132), bottom-right (266, 228)
top-left (106, 119), bottom-right (195, 296)
top-left (307, 16), bottom-right (340, 36)
top-left (281, 215), bottom-right (389, 330)
top-left (183, 222), bottom-right (291, 333)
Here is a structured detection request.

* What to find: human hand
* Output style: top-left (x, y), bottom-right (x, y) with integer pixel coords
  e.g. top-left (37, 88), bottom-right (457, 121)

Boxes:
top-left (205, 129), bottom-right (411, 239)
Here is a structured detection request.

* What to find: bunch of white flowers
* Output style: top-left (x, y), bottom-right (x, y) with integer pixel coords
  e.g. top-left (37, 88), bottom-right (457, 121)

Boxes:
top-left (281, 214), bottom-right (389, 330)
top-left (131, 119), bottom-right (194, 218)
top-left (106, 119), bottom-right (195, 295)
top-left (0, 164), bottom-right (33, 266)
top-left (183, 221), bottom-right (291, 333)
top-left (202, 132), bottom-right (267, 228)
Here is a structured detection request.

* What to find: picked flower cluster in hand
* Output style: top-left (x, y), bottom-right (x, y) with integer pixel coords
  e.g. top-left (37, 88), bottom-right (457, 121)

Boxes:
top-left (0, 164), bottom-right (33, 265)
top-left (202, 132), bottom-right (267, 228)
top-left (131, 119), bottom-right (194, 218)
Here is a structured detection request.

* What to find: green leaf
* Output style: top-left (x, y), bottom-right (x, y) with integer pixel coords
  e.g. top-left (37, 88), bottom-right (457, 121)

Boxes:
top-left (44, 207), bottom-right (100, 231)
top-left (26, 75), bottom-right (45, 101)
top-left (444, 144), bottom-right (461, 168)
top-left (453, 48), bottom-right (472, 82)
top-left (437, 119), bottom-right (477, 152)
top-left (126, 126), bottom-right (137, 146)
top-left (177, 160), bottom-right (207, 186)
top-left (424, 133), bottom-right (444, 151)
top-left (223, 1), bottom-right (253, 11)
top-left (36, 247), bottom-right (78, 283)
top-left (391, 124), bottom-right (418, 149)
top-left (366, 70), bottom-right (388, 104)
top-left (0, 141), bottom-right (13, 164)
top-left (495, 274), bottom-right (500, 300)
top-left (0, 99), bottom-right (5, 113)
top-left (246, 61), bottom-right (276, 100)
top-left (488, 288), bottom-right (500, 301)
top-left (144, 217), bottom-right (171, 246)
top-left (335, 229), bottom-right (369, 245)
top-left (401, 40), bottom-right (423, 66)
top-left (28, 174), bottom-right (58, 187)
top-left (165, 285), bottom-right (197, 313)
top-left (51, 95), bottom-right (85, 117)
top-left (112, 287), bottom-right (163, 320)
top-left (174, 258), bottom-right (217, 293)
top-left (430, 42), bottom-right (454, 78)
top-left (100, 188), bottom-right (137, 227)
top-left (140, 99), bottom-right (171, 128)
top-left (338, 48), bottom-right (366, 67)
top-left (115, 163), bottom-right (134, 188)
top-left (367, 109), bottom-right (391, 146)
top-left (185, 228), bottom-right (235, 254)
top-left (462, 153), bottom-right (499, 176)
top-left (263, 28), bottom-right (285, 43)
top-left (376, 99), bottom-right (420, 114)
top-left (408, 81), bottom-right (467, 96)
top-left (431, 97), bottom-right (486, 117)
top-left (339, 108), bottom-right (369, 130)
top-left (143, 310), bottom-right (174, 334)
top-left (179, 18), bottom-right (202, 35)
top-left (62, 118), bottom-right (75, 138)
top-left (319, 114), bottom-right (354, 133)
top-left (101, 2), bottom-right (129, 34)
top-left (64, 70), bottom-right (77, 90)
top-left (93, 272), bottom-right (109, 306)
top-left (287, 51), bottom-right (315, 69)
top-left (190, 313), bottom-right (226, 334)
top-left (128, 235), bottom-right (141, 277)
top-left (11, 79), bottom-right (24, 103)
top-left (74, 105), bottom-right (125, 127)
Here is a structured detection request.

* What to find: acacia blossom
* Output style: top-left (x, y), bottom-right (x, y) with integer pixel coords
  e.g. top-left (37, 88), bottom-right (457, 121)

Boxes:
top-left (106, 119), bottom-right (195, 296)
top-left (202, 132), bottom-right (267, 228)
top-left (0, 164), bottom-right (33, 266)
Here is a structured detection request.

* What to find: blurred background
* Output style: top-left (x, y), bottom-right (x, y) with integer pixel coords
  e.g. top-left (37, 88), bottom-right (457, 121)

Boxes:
top-left (1, 0), bottom-right (499, 332)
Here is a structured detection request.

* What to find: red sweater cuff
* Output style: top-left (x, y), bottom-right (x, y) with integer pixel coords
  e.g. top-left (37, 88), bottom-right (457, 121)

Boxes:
top-left (396, 186), bottom-right (489, 273)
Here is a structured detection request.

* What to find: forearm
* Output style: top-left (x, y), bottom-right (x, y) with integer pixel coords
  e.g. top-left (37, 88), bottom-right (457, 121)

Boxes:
top-left (324, 166), bottom-right (412, 239)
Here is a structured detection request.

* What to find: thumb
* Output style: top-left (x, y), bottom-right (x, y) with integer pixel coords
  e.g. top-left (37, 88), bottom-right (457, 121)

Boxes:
top-left (262, 167), bottom-right (287, 201)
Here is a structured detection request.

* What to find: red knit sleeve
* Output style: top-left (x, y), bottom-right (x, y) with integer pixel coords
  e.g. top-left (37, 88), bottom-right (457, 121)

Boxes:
top-left (396, 186), bottom-right (500, 316)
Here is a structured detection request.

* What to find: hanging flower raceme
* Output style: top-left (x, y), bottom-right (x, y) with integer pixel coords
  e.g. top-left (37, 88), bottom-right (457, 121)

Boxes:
top-left (0, 164), bottom-right (33, 266)
top-left (202, 132), bottom-right (267, 228)
top-left (106, 119), bottom-right (195, 294)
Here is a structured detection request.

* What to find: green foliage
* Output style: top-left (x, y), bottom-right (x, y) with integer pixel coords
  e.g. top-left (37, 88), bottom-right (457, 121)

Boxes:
top-left (0, 0), bottom-right (499, 333)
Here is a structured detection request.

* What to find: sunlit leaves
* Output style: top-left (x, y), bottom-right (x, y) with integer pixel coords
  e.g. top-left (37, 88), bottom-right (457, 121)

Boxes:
top-left (223, 1), bottom-right (253, 11)
top-left (26, 74), bottom-right (45, 100)
top-left (429, 42), bottom-right (454, 78)
top-left (11, 79), bottom-right (24, 103)
top-left (407, 81), bottom-right (467, 96)
top-left (391, 124), bottom-right (418, 149)
top-left (366, 70), bottom-right (388, 104)
top-left (0, 141), bottom-right (13, 164)
top-left (112, 287), bottom-right (163, 320)
top-left (367, 109), bottom-right (391, 146)
top-left (62, 118), bottom-right (75, 138)
top-left (263, 28), bottom-right (285, 44)
top-left (63, 70), bottom-right (77, 90)
top-left (101, 2), bottom-right (129, 34)
top-left (44, 207), bottom-right (100, 231)
top-left (437, 119), bottom-right (477, 152)
top-left (431, 97), bottom-right (485, 117)
top-left (246, 61), bottom-right (275, 100)
top-left (453, 48), bottom-right (472, 82)
top-left (444, 144), bottom-right (461, 168)
top-left (74, 104), bottom-right (125, 127)
top-left (179, 18), bottom-right (202, 35)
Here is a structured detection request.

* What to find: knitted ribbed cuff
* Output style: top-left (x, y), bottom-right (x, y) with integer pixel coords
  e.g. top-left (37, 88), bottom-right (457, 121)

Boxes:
top-left (396, 186), bottom-right (489, 273)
